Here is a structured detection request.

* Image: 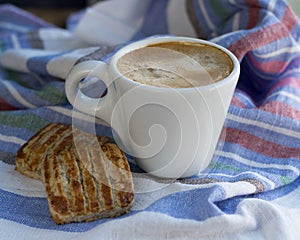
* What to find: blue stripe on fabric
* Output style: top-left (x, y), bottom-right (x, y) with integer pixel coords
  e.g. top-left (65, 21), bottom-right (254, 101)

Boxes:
top-left (131, 0), bottom-right (169, 41)
top-left (216, 145), bottom-right (300, 176)
top-left (27, 52), bottom-right (68, 76)
top-left (0, 125), bottom-right (32, 140)
top-left (0, 189), bottom-right (134, 232)
top-left (0, 186), bottom-right (226, 231)
top-left (250, 38), bottom-right (298, 63)
top-left (0, 140), bottom-right (20, 154)
top-left (144, 185), bottom-right (225, 221)
top-left (228, 105), bottom-right (300, 132)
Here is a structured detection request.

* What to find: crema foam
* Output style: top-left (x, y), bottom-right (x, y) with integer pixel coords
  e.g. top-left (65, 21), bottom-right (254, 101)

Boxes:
top-left (117, 41), bottom-right (233, 88)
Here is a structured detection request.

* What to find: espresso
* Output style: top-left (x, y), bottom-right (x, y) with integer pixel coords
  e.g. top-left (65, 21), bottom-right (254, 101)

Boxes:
top-left (116, 41), bottom-right (233, 88)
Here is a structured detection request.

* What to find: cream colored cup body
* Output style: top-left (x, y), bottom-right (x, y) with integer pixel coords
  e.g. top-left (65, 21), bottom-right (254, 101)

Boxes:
top-left (65, 36), bottom-right (240, 178)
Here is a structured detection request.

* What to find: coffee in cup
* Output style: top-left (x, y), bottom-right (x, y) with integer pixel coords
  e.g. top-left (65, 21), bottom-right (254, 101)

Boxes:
top-left (116, 41), bottom-right (233, 88)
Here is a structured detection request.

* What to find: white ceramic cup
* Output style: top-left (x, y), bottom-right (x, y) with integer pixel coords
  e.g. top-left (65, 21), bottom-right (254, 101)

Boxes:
top-left (65, 36), bottom-right (240, 179)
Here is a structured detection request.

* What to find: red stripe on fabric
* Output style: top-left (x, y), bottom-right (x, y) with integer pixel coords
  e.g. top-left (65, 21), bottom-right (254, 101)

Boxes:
top-left (0, 98), bottom-right (18, 110)
top-left (228, 4), bottom-right (297, 60)
top-left (248, 53), bottom-right (289, 73)
top-left (261, 100), bottom-right (300, 120)
top-left (225, 128), bottom-right (300, 159)
top-left (272, 77), bottom-right (300, 91)
top-left (245, 0), bottom-right (260, 29)
top-left (231, 95), bottom-right (248, 108)
top-left (228, 23), bottom-right (290, 59)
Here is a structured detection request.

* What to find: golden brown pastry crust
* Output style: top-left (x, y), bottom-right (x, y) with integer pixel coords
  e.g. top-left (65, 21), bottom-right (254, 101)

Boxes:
top-left (15, 123), bottom-right (134, 224)
top-left (16, 123), bottom-right (72, 180)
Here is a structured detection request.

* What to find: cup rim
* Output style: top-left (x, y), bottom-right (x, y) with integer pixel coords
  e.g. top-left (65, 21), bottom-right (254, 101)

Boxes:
top-left (110, 36), bottom-right (240, 91)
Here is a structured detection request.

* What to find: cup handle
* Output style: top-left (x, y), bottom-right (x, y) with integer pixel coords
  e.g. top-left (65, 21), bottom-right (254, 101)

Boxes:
top-left (65, 60), bottom-right (115, 124)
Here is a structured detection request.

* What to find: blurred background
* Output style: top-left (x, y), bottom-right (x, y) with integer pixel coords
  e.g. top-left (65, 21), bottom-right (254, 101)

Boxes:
top-left (288, 0), bottom-right (300, 17)
top-left (0, 0), bottom-right (299, 28)
top-left (0, 0), bottom-right (101, 27)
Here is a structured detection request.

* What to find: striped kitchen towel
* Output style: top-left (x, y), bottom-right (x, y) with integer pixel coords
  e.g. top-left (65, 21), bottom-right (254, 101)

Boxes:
top-left (1, 1), bottom-right (300, 239)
